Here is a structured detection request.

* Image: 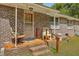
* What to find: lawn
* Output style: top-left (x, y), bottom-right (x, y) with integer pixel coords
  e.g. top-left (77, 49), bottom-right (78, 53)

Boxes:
top-left (50, 36), bottom-right (79, 56)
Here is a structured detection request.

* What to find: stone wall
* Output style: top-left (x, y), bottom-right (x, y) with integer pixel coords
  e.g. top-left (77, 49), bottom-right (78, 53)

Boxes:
top-left (0, 18), bottom-right (12, 48)
top-left (34, 12), bottom-right (51, 38)
top-left (0, 5), bottom-right (24, 48)
top-left (4, 47), bottom-right (32, 56)
top-left (59, 18), bottom-right (75, 36)
top-left (34, 13), bottom-right (76, 37)
top-left (0, 5), bottom-right (24, 35)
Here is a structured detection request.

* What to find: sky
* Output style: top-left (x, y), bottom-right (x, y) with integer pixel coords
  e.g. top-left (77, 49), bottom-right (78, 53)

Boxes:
top-left (43, 3), bottom-right (54, 7)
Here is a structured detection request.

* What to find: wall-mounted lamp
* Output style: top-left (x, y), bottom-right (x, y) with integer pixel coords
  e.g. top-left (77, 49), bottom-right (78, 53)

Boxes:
top-left (29, 7), bottom-right (33, 11)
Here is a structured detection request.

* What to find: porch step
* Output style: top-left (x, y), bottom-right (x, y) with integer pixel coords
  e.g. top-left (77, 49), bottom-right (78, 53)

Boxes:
top-left (29, 44), bottom-right (47, 52)
top-left (29, 44), bottom-right (52, 56)
top-left (32, 49), bottom-right (51, 56)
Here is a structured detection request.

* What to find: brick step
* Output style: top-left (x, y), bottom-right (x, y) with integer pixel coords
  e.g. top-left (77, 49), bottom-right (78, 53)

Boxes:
top-left (29, 44), bottom-right (47, 52)
top-left (32, 49), bottom-right (51, 56)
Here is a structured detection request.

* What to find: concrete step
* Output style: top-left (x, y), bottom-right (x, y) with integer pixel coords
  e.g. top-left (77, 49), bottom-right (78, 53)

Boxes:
top-left (28, 41), bottom-right (52, 56)
top-left (29, 44), bottom-right (47, 52)
top-left (32, 49), bottom-right (51, 56)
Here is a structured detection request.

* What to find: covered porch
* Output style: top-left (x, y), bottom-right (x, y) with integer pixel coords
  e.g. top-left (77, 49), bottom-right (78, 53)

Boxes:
top-left (0, 3), bottom-right (60, 48)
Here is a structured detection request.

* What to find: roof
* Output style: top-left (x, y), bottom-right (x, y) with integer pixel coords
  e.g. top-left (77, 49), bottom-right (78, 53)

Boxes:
top-left (0, 3), bottom-right (79, 21)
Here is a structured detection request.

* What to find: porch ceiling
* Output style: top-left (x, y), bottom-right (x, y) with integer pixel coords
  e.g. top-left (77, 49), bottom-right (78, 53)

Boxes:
top-left (0, 3), bottom-right (79, 21)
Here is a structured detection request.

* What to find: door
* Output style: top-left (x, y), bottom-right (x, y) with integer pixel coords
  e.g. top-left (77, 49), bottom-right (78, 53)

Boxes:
top-left (24, 13), bottom-right (34, 39)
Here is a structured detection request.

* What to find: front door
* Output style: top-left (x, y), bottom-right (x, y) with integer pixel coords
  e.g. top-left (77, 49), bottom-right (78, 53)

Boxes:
top-left (24, 13), bottom-right (34, 39)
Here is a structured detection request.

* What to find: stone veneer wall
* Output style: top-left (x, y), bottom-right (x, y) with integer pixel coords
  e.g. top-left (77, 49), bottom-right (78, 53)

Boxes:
top-left (4, 47), bottom-right (32, 56)
top-left (34, 12), bottom-right (76, 37)
top-left (0, 5), bottom-right (24, 35)
top-left (34, 12), bottom-right (51, 38)
top-left (0, 5), bottom-right (24, 48)
top-left (57, 17), bottom-right (74, 36)
top-left (0, 18), bottom-right (12, 48)
top-left (49, 17), bottom-right (75, 36)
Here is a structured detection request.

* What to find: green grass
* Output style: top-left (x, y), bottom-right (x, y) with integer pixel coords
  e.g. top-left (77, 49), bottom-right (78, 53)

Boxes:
top-left (50, 36), bottom-right (79, 56)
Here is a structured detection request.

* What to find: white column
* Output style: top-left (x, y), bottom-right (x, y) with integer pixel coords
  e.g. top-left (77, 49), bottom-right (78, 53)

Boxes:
top-left (23, 10), bottom-right (26, 35)
top-left (15, 6), bottom-right (17, 47)
top-left (32, 13), bottom-right (34, 38)
top-left (54, 16), bottom-right (56, 34)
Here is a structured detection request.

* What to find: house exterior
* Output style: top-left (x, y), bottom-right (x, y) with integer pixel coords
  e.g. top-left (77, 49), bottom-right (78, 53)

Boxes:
top-left (0, 3), bottom-right (79, 48)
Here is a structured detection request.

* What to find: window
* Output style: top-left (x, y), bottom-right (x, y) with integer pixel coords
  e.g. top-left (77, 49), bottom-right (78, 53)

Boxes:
top-left (49, 17), bottom-right (60, 29)
top-left (76, 22), bottom-right (79, 25)
top-left (55, 18), bottom-right (59, 25)
top-left (67, 20), bottom-right (73, 29)
top-left (78, 22), bottom-right (79, 25)
top-left (24, 13), bottom-right (34, 38)
top-left (67, 20), bottom-right (73, 26)
top-left (49, 17), bottom-right (59, 25)
top-left (24, 13), bottom-right (33, 23)
top-left (49, 17), bottom-right (54, 25)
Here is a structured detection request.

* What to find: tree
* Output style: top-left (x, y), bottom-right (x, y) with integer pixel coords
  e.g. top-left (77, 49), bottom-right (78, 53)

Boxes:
top-left (51, 3), bottom-right (79, 18)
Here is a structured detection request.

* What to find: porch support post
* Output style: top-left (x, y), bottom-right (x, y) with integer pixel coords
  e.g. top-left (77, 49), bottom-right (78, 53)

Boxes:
top-left (54, 16), bottom-right (56, 34)
top-left (74, 21), bottom-right (76, 33)
top-left (32, 12), bottom-right (34, 38)
top-left (15, 6), bottom-right (17, 47)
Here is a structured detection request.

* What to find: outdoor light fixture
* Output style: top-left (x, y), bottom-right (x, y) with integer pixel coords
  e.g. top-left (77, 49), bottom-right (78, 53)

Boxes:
top-left (29, 7), bottom-right (33, 11)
